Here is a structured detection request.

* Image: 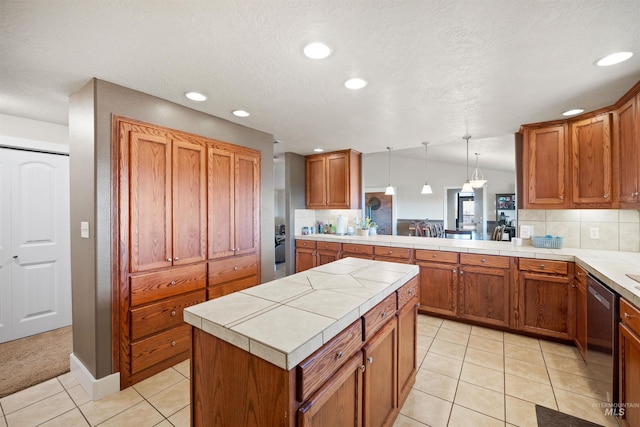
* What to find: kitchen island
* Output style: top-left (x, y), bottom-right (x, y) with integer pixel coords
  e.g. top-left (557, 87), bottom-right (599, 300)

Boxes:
top-left (184, 257), bottom-right (419, 427)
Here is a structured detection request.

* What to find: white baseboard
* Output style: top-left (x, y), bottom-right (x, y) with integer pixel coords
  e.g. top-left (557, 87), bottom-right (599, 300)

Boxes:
top-left (70, 353), bottom-right (120, 401)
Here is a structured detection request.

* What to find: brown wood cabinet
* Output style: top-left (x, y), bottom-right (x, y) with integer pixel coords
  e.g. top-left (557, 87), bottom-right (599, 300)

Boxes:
top-left (295, 240), bottom-right (341, 272)
top-left (521, 123), bottom-right (568, 209)
top-left (305, 150), bottom-right (361, 209)
top-left (317, 241), bottom-right (341, 266)
top-left (415, 249), bottom-right (459, 317)
top-left (458, 254), bottom-right (514, 329)
top-left (397, 278), bottom-right (418, 408)
top-left (114, 117), bottom-right (261, 388)
top-left (614, 94), bottom-right (640, 207)
top-left (207, 144), bottom-right (260, 259)
top-left (573, 265), bottom-right (587, 361)
top-left (342, 243), bottom-right (374, 260)
top-left (570, 112), bottom-right (613, 206)
top-left (374, 246), bottom-right (413, 263)
top-left (517, 259), bottom-right (574, 340)
top-left (619, 298), bottom-right (640, 427)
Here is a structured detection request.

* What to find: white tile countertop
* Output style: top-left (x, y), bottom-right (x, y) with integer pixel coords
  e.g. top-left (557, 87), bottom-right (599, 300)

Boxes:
top-left (184, 257), bottom-right (418, 371)
top-left (295, 234), bottom-right (640, 308)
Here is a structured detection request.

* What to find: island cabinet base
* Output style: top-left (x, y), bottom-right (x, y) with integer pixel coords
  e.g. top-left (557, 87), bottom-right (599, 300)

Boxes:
top-left (191, 327), bottom-right (298, 426)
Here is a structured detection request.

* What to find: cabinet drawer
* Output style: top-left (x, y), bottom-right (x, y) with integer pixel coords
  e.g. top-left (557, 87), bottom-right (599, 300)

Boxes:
top-left (208, 254), bottom-right (258, 286)
top-left (621, 298), bottom-right (640, 335)
top-left (397, 277), bottom-right (419, 309)
top-left (130, 324), bottom-right (191, 375)
top-left (342, 243), bottom-right (373, 255)
top-left (296, 319), bottom-right (363, 402)
top-left (207, 275), bottom-right (259, 300)
top-left (363, 292), bottom-right (397, 341)
top-left (316, 241), bottom-right (340, 252)
top-left (415, 250), bottom-right (458, 264)
top-left (575, 265), bottom-right (587, 286)
top-left (374, 246), bottom-right (411, 259)
top-left (130, 264), bottom-right (207, 306)
top-left (460, 253), bottom-right (510, 269)
top-left (131, 290), bottom-right (206, 340)
top-left (296, 240), bottom-right (316, 249)
top-left (519, 258), bottom-right (568, 275)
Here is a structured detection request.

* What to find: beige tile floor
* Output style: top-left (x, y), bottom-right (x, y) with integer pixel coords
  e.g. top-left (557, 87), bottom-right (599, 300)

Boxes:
top-left (0, 314), bottom-right (619, 426)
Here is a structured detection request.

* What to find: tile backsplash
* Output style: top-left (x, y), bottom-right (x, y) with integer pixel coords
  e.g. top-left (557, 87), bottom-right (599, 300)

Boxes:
top-left (518, 209), bottom-right (640, 251)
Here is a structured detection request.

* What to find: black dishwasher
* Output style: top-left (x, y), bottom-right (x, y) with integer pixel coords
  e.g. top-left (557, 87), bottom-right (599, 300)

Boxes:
top-left (586, 274), bottom-right (619, 406)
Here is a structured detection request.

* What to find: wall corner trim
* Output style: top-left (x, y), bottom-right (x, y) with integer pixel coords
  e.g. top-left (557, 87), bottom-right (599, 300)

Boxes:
top-left (70, 353), bottom-right (120, 401)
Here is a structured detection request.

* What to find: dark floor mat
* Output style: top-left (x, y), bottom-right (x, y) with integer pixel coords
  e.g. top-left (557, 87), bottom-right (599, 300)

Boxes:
top-left (535, 405), bottom-right (604, 427)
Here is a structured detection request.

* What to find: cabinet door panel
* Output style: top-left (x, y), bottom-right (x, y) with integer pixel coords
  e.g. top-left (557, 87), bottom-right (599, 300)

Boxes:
top-left (526, 125), bottom-right (566, 206)
top-left (235, 153), bottom-right (260, 255)
top-left (172, 139), bottom-right (206, 265)
top-left (397, 302), bottom-right (417, 408)
top-left (518, 272), bottom-right (572, 339)
top-left (363, 318), bottom-right (397, 427)
top-left (129, 129), bottom-right (172, 272)
top-left (306, 156), bottom-right (326, 208)
top-left (207, 147), bottom-right (235, 259)
top-left (418, 262), bottom-right (458, 317)
top-left (571, 114), bottom-right (612, 205)
top-left (298, 351), bottom-right (363, 427)
top-left (326, 153), bottom-right (348, 207)
top-left (574, 267), bottom-right (587, 361)
top-left (296, 248), bottom-right (316, 272)
top-left (459, 266), bottom-right (511, 328)
top-left (616, 97), bottom-right (639, 204)
top-left (620, 323), bottom-right (640, 427)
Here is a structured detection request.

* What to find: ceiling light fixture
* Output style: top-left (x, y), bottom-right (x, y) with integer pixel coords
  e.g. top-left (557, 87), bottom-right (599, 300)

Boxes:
top-left (385, 147), bottom-right (395, 195)
top-left (470, 152), bottom-right (487, 188)
top-left (303, 42), bottom-right (332, 59)
top-left (185, 92), bottom-right (207, 101)
top-left (461, 135), bottom-right (474, 193)
top-left (232, 109), bottom-right (250, 117)
top-left (562, 108), bottom-right (584, 116)
top-left (345, 78), bottom-right (367, 90)
top-left (421, 142), bottom-right (433, 194)
top-left (595, 51), bottom-right (633, 66)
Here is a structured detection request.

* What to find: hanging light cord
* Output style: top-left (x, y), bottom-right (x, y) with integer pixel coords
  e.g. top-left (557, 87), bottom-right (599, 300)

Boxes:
top-left (387, 146), bottom-right (392, 186)
top-left (463, 135), bottom-right (470, 179)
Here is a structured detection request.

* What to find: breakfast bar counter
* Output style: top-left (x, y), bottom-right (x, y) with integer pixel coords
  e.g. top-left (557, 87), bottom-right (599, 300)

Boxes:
top-left (184, 257), bottom-right (419, 426)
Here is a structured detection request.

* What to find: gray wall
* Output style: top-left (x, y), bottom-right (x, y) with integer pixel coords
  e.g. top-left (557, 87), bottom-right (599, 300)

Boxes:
top-left (69, 79), bottom-right (274, 379)
top-left (284, 152), bottom-right (305, 276)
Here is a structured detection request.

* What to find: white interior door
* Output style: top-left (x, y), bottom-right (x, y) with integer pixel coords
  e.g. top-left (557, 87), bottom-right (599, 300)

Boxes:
top-left (0, 148), bottom-right (71, 343)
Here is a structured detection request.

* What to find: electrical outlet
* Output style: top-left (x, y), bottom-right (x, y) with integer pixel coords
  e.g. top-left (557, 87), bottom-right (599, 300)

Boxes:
top-left (520, 225), bottom-right (531, 238)
top-left (590, 227), bottom-right (600, 239)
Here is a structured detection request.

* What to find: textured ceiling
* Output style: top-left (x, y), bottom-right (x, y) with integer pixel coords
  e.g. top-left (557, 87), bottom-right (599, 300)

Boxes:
top-left (1, 0), bottom-right (640, 172)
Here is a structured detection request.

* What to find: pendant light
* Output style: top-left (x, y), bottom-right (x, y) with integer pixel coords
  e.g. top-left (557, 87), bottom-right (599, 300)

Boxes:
top-left (461, 134), bottom-right (474, 193)
top-left (421, 142), bottom-right (433, 194)
top-left (385, 146), bottom-right (395, 195)
top-left (470, 152), bottom-right (487, 188)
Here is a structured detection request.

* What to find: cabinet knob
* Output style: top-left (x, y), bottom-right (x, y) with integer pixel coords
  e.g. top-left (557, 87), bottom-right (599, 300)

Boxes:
top-left (174, 257), bottom-right (180, 261)
top-left (408, 289), bottom-right (413, 295)
top-left (169, 280), bottom-right (177, 286)
top-left (633, 192), bottom-right (639, 196)
top-left (453, 269), bottom-right (456, 273)
top-left (460, 271), bottom-right (464, 275)
top-left (167, 258), bottom-right (172, 262)
top-left (389, 250), bottom-right (393, 254)
top-left (433, 254), bottom-right (437, 258)
top-left (368, 356), bottom-right (373, 364)
top-left (355, 247), bottom-right (360, 251)
top-left (171, 341), bottom-right (176, 346)
top-left (481, 258), bottom-right (486, 263)
top-left (360, 365), bottom-right (366, 372)
top-left (571, 284), bottom-right (576, 288)
top-left (171, 310), bottom-right (176, 316)
top-left (539, 264), bottom-right (545, 270)
top-left (381, 311), bottom-right (387, 319)
top-left (625, 312), bottom-right (633, 318)
top-left (335, 351), bottom-right (343, 360)
top-left (603, 194), bottom-right (609, 199)
top-left (234, 267), bottom-right (238, 271)
top-left (559, 196), bottom-right (564, 200)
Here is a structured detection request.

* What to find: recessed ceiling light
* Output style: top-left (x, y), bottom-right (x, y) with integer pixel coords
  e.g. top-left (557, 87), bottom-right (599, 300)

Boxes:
top-left (303, 42), bottom-right (332, 59)
top-left (313, 148), bottom-right (324, 152)
top-left (562, 108), bottom-right (584, 116)
top-left (232, 109), bottom-right (250, 117)
top-left (185, 92), bottom-right (207, 101)
top-left (595, 52), bottom-right (633, 66)
top-left (345, 78), bottom-right (367, 90)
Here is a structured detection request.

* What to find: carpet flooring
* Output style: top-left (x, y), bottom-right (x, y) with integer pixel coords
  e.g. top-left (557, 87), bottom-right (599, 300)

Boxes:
top-left (0, 326), bottom-right (73, 398)
top-left (536, 404), bottom-right (604, 427)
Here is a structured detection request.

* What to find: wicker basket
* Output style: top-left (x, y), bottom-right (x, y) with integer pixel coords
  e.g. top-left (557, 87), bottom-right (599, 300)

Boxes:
top-left (531, 235), bottom-right (563, 249)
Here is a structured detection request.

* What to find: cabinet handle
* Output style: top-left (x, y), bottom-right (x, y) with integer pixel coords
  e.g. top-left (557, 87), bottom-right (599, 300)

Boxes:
top-left (408, 289), bottom-right (413, 295)
top-left (167, 258), bottom-right (172, 262)
top-left (360, 365), bottom-right (366, 372)
top-left (169, 280), bottom-right (177, 286)
top-left (481, 258), bottom-right (486, 263)
top-left (453, 269), bottom-right (456, 273)
top-left (234, 267), bottom-right (238, 271)
top-left (571, 284), bottom-right (576, 288)
top-left (368, 356), bottom-right (373, 364)
top-left (171, 341), bottom-right (176, 346)
top-left (389, 250), bottom-right (393, 254)
top-left (381, 311), bottom-right (387, 319)
top-left (603, 194), bottom-right (609, 199)
top-left (539, 264), bottom-right (545, 270)
top-left (625, 312), bottom-right (633, 318)
top-left (335, 351), bottom-right (343, 360)
top-left (355, 247), bottom-right (360, 251)
top-left (433, 254), bottom-right (437, 258)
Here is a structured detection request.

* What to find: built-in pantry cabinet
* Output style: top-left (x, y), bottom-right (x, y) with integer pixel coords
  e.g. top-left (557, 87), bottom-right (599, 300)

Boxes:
top-left (520, 80), bottom-right (640, 209)
top-left (114, 117), bottom-right (260, 388)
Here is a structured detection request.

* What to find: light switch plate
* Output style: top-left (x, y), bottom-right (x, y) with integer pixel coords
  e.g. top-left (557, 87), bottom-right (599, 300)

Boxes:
top-left (590, 227), bottom-right (600, 239)
top-left (80, 221), bottom-right (89, 239)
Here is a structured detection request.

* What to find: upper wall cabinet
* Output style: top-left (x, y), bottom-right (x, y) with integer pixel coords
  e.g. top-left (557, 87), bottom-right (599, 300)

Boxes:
top-left (521, 124), bottom-right (568, 209)
top-left (569, 112), bottom-right (613, 207)
top-left (519, 79), bottom-right (640, 209)
top-left (305, 149), bottom-right (361, 209)
top-left (614, 93), bottom-right (640, 207)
